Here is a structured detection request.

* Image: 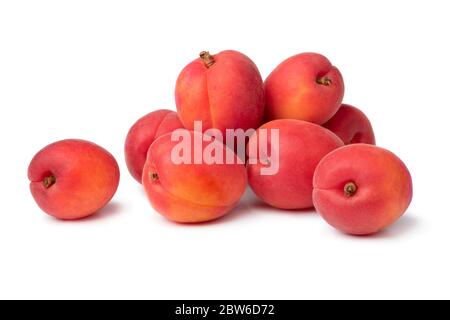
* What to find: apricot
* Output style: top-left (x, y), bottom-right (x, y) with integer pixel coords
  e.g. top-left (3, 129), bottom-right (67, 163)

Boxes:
top-left (125, 109), bottom-right (184, 183)
top-left (323, 104), bottom-right (376, 145)
top-left (175, 50), bottom-right (265, 135)
top-left (313, 144), bottom-right (413, 235)
top-left (142, 130), bottom-right (247, 223)
top-left (264, 52), bottom-right (344, 124)
top-left (247, 119), bottom-right (344, 209)
top-left (28, 139), bottom-right (120, 220)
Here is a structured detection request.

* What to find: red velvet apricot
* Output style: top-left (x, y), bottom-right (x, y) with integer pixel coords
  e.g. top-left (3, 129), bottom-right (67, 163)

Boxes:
top-left (142, 130), bottom-right (247, 223)
top-left (323, 104), bottom-right (376, 145)
top-left (264, 52), bottom-right (344, 124)
top-left (28, 139), bottom-right (120, 220)
top-left (125, 109), bottom-right (184, 183)
top-left (175, 50), bottom-right (264, 135)
top-left (247, 119), bottom-right (344, 209)
top-left (313, 144), bottom-right (413, 235)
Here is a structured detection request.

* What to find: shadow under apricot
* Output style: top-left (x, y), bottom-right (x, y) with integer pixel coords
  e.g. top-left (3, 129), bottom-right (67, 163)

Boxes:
top-left (331, 212), bottom-right (419, 239)
top-left (167, 188), bottom-right (318, 227)
top-left (47, 201), bottom-right (124, 223)
top-left (83, 201), bottom-right (123, 222)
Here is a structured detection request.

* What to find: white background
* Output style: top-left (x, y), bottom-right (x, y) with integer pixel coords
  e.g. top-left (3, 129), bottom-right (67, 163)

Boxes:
top-left (0, 0), bottom-right (449, 300)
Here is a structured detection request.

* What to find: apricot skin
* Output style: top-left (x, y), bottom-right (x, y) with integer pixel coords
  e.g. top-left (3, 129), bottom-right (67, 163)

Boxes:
top-left (28, 139), bottom-right (120, 220)
top-left (313, 144), bottom-right (413, 235)
top-left (323, 104), bottom-right (376, 145)
top-left (247, 119), bottom-right (344, 209)
top-left (125, 109), bottom-right (183, 183)
top-left (175, 50), bottom-right (265, 135)
top-left (264, 53), bottom-right (344, 124)
top-left (142, 130), bottom-right (247, 223)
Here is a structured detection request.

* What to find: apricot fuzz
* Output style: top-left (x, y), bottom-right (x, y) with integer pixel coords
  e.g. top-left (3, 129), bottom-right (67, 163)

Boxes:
top-left (175, 50), bottom-right (265, 136)
top-left (313, 144), bottom-right (413, 235)
top-left (142, 130), bottom-right (247, 223)
top-left (265, 52), bottom-right (344, 124)
top-left (28, 139), bottom-right (120, 220)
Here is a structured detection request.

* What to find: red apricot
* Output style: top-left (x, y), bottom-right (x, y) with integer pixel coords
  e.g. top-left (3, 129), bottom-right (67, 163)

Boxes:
top-left (175, 50), bottom-right (264, 135)
top-left (28, 139), bottom-right (120, 220)
top-left (313, 144), bottom-right (413, 235)
top-left (265, 52), bottom-right (344, 124)
top-left (142, 130), bottom-right (247, 223)
top-left (323, 104), bottom-right (376, 145)
top-left (247, 119), bottom-right (344, 209)
top-left (125, 109), bottom-right (184, 183)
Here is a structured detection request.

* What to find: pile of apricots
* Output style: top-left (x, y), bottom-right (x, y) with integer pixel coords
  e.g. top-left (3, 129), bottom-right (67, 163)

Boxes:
top-left (28, 50), bottom-right (413, 235)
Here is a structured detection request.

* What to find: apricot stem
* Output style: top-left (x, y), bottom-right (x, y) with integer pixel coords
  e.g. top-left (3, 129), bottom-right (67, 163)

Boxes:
top-left (316, 77), bottom-right (332, 86)
top-left (344, 182), bottom-right (357, 197)
top-left (150, 172), bottom-right (159, 182)
top-left (199, 51), bottom-right (215, 68)
top-left (43, 175), bottom-right (56, 189)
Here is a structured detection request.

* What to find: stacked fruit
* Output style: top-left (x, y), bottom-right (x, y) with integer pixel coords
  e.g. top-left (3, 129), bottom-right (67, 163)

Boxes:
top-left (28, 50), bottom-right (412, 235)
